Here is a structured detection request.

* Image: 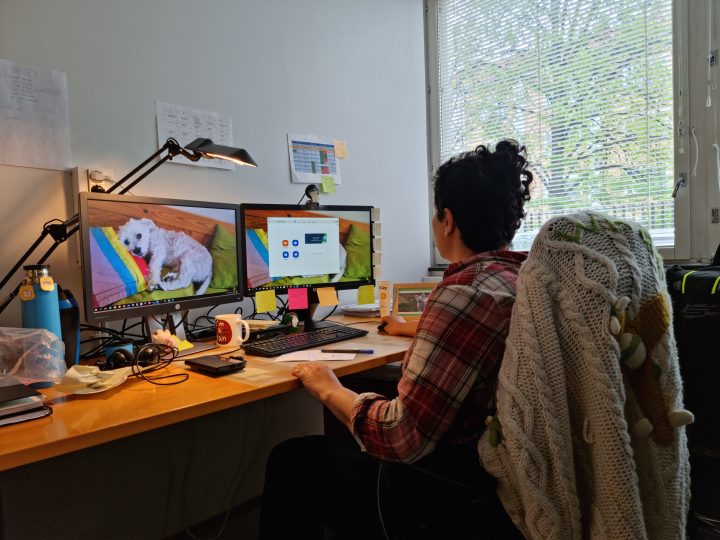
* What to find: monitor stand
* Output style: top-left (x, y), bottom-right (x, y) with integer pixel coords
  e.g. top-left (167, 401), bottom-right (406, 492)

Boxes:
top-left (292, 289), bottom-right (336, 332)
top-left (143, 312), bottom-right (218, 358)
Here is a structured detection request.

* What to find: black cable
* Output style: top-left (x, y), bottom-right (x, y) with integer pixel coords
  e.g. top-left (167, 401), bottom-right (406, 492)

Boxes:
top-left (129, 343), bottom-right (188, 386)
top-left (42, 218), bottom-right (64, 229)
top-left (319, 305), bottom-right (338, 321)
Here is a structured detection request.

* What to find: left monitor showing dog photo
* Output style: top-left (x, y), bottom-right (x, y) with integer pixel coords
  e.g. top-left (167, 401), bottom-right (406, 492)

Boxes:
top-left (79, 192), bottom-right (243, 324)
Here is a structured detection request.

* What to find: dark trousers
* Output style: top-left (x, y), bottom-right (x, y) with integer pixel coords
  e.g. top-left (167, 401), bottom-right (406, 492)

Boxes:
top-left (258, 435), bottom-right (520, 540)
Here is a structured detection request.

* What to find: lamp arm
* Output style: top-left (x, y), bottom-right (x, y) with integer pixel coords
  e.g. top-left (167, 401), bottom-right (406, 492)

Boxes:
top-left (0, 228), bottom-right (51, 293)
top-left (0, 138), bottom-right (189, 317)
top-left (105, 138), bottom-right (174, 194)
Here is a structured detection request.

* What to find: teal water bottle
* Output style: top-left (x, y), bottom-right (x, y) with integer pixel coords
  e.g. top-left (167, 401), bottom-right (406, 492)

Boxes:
top-left (19, 264), bottom-right (63, 341)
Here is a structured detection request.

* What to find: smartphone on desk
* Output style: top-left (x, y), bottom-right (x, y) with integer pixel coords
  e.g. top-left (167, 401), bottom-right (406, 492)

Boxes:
top-left (185, 355), bottom-right (246, 376)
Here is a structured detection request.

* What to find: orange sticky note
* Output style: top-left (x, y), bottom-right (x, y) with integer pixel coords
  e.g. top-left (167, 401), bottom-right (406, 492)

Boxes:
top-left (357, 284), bottom-right (375, 305)
top-left (321, 175), bottom-right (336, 193)
top-left (256, 289), bottom-right (277, 313)
top-left (287, 287), bottom-right (309, 310)
top-left (317, 287), bottom-right (339, 306)
top-left (334, 140), bottom-right (348, 159)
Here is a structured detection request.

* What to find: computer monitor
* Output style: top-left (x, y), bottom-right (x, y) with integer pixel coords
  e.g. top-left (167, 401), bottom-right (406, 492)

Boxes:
top-left (79, 192), bottom-right (243, 331)
top-left (240, 203), bottom-right (375, 326)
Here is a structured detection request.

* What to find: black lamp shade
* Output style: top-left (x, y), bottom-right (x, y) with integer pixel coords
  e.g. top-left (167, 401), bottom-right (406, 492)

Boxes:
top-left (184, 138), bottom-right (257, 167)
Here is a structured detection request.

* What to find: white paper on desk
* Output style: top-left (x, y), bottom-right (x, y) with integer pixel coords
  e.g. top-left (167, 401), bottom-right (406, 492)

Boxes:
top-left (273, 350), bottom-right (355, 362)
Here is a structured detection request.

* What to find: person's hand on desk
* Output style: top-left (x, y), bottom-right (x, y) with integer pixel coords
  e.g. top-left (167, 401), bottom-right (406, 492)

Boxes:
top-left (291, 363), bottom-right (358, 429)
top-left (291, 363), bottom-right (342, 402)
top-left (378, 315), bottom-right (418, 337)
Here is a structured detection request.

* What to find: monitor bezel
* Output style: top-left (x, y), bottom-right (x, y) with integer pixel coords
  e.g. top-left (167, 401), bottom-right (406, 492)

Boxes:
top-left (79, 192), bottom-right (243, 324)
top-left (239, 203), bottom-right (376, 296)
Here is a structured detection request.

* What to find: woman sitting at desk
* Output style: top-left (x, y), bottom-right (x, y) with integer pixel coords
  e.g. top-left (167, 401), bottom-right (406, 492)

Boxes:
top-left (259, 140), bottom-right (533, 539)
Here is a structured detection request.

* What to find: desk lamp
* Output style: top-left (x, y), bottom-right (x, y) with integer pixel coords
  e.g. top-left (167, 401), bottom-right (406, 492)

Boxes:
top-left (0, 137), bottom-right (257, 315)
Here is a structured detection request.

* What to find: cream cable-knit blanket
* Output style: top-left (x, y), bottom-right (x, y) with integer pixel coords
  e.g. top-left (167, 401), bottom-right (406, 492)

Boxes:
top-left (478, 212), bottom-right (690, 539)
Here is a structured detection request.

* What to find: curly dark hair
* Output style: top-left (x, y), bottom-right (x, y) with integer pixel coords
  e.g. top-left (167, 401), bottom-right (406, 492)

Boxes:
top-left (433, 140), bottom-right (533, 252)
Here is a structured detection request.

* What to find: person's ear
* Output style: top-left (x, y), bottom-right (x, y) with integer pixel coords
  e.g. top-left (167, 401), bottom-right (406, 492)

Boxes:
top-left (442, 208), bottom-right (456, 236)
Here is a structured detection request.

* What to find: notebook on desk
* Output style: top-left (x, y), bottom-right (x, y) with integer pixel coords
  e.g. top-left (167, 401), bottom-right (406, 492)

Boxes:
top-left (0, 384), bottom-right (52, 426)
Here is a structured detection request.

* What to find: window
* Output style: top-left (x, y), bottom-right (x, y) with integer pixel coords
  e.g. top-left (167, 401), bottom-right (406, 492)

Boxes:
top-left (429, 0), bottom-right (674, 251)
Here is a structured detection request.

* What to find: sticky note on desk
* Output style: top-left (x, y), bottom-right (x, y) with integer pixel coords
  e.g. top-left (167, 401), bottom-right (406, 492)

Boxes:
top-left (357, 284), bottom-right (375, 305)
top-left (321, 175), bottom-right (336, 193)
top-left (317, 286), bottom-right (339, 306)
top-left (288, 287), bottom-right (308, 310)
top-left (256, 289), bottom-right (276, 313)
top-left (176, 339), bottom-right (194, 352)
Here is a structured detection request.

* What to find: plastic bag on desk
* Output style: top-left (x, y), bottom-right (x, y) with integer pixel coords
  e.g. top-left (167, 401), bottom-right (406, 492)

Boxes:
top-left (0, 327), bottom-right (67, 387)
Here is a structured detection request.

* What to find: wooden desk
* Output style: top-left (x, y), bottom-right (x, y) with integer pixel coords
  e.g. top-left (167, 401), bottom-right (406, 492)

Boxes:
top-left (0, 320), bottom-right (409, 472)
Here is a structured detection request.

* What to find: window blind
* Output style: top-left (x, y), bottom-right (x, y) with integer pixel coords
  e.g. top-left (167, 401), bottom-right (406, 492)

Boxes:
top-left (435, 0), bottom-right (674, 249)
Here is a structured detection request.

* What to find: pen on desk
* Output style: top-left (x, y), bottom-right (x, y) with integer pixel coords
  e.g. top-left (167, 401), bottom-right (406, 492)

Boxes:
top-left (321, 348), bottom-right (374, 354)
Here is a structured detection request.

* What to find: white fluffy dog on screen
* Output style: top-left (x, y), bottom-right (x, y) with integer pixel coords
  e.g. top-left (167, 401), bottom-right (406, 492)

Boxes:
top-left (118, 218), bottom-right (213, 295)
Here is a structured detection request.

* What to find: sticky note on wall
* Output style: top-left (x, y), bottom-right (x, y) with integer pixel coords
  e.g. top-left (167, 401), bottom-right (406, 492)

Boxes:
top-left (321, 175), bottom-right (336, 193)
top-left (334, 140), bottom-right (348, 159)
top-left (373, 238), bottom-right (382, 251)
top-left (371, 207), bottom-right (380, 221)
top-left (372, 222), bottom-right (382, 237)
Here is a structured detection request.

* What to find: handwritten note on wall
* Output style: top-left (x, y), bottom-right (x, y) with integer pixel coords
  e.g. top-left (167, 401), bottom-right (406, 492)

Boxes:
top-left (0, 59), bottom-right (71, 170)
top-left (156, 100), bottom-right (235, 170)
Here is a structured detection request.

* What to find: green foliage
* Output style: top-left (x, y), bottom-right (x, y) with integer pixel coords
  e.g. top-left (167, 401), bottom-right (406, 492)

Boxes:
top-left (439, 0), bottom-right (673, 249)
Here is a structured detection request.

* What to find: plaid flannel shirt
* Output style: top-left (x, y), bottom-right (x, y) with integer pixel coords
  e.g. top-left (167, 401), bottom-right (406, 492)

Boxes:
top-left (350, 250), bottom-right (526, 463)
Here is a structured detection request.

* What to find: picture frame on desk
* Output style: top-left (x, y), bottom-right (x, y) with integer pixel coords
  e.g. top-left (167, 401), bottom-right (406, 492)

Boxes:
top-left (392, 282), bottom-right (436, 320)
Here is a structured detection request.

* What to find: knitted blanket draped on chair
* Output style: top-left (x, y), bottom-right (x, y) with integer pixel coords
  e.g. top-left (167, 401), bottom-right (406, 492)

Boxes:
top-left (478, 212), bottom-right (691, 540)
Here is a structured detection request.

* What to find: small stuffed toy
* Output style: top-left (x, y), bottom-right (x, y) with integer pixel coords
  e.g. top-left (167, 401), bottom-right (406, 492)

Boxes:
top-left (151, 329), bottom-right (180, 348)
top-left (281, 311), bottom-right (300, 333)
top-left (610, 293), bottom-right (694, 446)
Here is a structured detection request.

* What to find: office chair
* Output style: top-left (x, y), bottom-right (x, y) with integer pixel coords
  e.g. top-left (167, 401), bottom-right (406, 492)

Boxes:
top-left (478, 212), bottom-right (692, 540)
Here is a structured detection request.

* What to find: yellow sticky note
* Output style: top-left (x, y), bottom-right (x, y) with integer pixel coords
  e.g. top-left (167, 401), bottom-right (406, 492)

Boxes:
top-left (357, 284), bottom-right (375, 305)
top-left (321, 175), bottom-right (336, 193)
top-left (334, 140), bottom-right (348, 159)
top-left (256, 289), bottom-right (277, 313)
top-left (317, 287), bottom-right (339, 306)
top-left (176, 339), bottom-right (194, 352)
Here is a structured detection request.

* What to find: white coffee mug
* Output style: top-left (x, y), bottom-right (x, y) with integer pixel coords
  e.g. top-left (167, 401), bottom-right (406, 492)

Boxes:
top-left (215, 314), bottom-right (251, 346)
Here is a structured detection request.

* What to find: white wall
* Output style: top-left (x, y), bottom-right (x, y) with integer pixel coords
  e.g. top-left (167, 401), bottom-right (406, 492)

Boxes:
top-left (0, 1), bottom-right (427, 536)
top-left (0, 0), bottom-right (430, 328)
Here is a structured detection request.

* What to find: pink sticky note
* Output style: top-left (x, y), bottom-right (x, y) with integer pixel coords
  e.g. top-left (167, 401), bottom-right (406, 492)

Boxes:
top-left (288, 287), bottom-right (309, 310)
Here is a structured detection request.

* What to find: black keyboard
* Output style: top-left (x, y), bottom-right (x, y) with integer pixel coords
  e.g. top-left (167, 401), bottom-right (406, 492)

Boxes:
top-left (243, 322), bottom-right (369, 357)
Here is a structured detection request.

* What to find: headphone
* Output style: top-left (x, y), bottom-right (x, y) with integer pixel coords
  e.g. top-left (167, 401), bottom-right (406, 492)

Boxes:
top-left (100, 341), bottom-right (163, 371)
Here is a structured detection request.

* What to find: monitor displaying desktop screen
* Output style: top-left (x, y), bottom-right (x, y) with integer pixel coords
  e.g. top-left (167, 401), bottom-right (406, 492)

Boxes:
top-left (240, 204), bottom-right (375, 296)
top-left (79, 192), bottom-right (243, 324)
